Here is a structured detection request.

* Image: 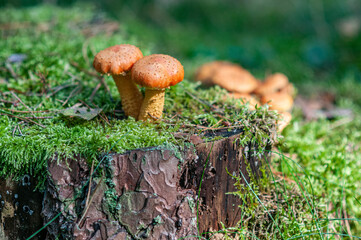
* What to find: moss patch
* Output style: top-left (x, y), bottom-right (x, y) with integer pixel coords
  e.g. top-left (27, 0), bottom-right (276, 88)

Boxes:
top-left (0, 4), bottom-right (277, 187)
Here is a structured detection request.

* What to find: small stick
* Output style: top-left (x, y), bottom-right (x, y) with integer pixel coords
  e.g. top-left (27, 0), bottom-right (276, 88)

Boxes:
top-left (24, 116), bottom-right (53, 119)
top-left (17, 123), bottom-right (23, 136)
top-left (89, 82), bottom-right (101, 102)
top-left (343, 197), bottom-right (353, 240)
top-left (167, 122), bottom-right (241, 131)
top-left (5, 62), bottom-right (18, 79)
top-left (46, 83), bottom-right (78, 99)
top-left (10, 91), bottom-right (37, 118)
top-left (70, 61), bottom-right (112, 101)
top-left (0, 108), bottom-right (50, 113)
top-left (85, 160), bottom-right (95, 208)
top-left (12, 126), bottom-right (17, 137)
top-left (0, 99), bottom-right (16, 104)
top-left (0, 112), bottom-right (45, 128)
top-left (185, 91), bottom-right (221, 112)
top-left (62, 85), bottom-right (82, 106)
top-left (78, 174), bottom-right (104, 227)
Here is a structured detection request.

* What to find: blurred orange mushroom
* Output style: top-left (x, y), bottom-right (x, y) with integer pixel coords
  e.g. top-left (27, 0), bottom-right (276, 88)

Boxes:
top-left (254, 73), bottom-right (289, 95)
top-left (278, 112), bottom-right (292, 132)
top-left (261, 92), bottom-right (294, 112)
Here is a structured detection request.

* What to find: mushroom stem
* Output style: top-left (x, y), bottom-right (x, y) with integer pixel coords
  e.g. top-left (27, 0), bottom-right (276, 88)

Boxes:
top-left (138, 88), bottom-right (165, 121)
top-left (112, 74), bottom-right (143, 119)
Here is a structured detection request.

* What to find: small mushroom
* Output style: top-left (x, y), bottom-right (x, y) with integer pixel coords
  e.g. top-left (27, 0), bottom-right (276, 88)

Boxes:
top-left (211, 64), bottom-right (259, 93)
top-left (131, 54), bottom-right (184, 121)
top-left (254, 73), bottom-right (289, 95)
top-left (279, 83), bottom-right (296, 97)
top-left (93, 44), bottom-right (143, 119)
top-left (278, 112), bottom-right (292, 132)
top-left (261, 92), bottom-right (294, 112)
top-left (195, 61), bottom-right (234, 85)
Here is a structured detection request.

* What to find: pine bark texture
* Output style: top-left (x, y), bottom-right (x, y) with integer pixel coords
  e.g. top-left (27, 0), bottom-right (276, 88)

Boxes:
top-left (0, 130), bottom-right (271, 239)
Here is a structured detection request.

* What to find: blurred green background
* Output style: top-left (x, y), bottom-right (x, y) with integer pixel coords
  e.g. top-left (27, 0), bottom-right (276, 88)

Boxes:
top-left (2, 0), bottom-right (361, 89)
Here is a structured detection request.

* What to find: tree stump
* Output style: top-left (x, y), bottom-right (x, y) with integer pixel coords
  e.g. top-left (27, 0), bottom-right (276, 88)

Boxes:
top-left (42, 129), bottom-right (272, 239)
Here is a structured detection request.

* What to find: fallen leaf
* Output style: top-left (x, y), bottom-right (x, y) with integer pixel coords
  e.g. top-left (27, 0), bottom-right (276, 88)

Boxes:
top-left (60, 103), bottom-right (102, 120)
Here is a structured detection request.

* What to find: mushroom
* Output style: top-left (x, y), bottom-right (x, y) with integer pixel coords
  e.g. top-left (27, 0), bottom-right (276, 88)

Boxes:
top-left (93, 44), bottom-right (143, 119)
top-left (211, 64), bottom-right (259, 93)
top-left (195, 61), bottom-right (234, 85)
top-left (279, 83), bottom-right (296, 97)
top-left (260, 92), bottom-right (294, 112)
top-left (278, 112), bottom-right (292, 132)
top-left (131, 54), bottom-right (184, 121)
top-left (254, 73), bottom-right (289, 95)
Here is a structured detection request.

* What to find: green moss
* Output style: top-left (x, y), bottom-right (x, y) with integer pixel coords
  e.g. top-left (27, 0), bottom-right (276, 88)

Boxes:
top-left (186, 196), bottom-right (196, 214)
top-left (0, 4), bottom-right (278, 192)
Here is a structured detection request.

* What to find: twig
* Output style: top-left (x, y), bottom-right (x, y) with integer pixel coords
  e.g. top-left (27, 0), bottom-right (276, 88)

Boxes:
top-left (70, 61), bottom-right (113, 101)
top-left (78, 173), bottom-right (104, 227)
top-left (167, 122), bottom-right (241, 131)
top-left (0, 108), bottom-right (50, 113)
top-left (89, 82), bottom-right (101, 102)
top-left (343, 197), bottom-right (353, 240)
top-left (10, 91), bottom-right (37, 118)
top-left (328, 202), bottom-right (341, 240)
top-left (46, 83), bottom-right (78, 99)
top-left (0, 99), bottom-right (16, 104)
top-left (85, 160), bottom-right (95, 208)
top-left (62, 85), bottom-right (82, 106)
top-left (12, 124), bottom-right (24, 137)
top-left (24, 116), bottom-right (53, 119)
top-left (148, 112), bottom-right (160, 121)
top-left (0, 112), bottom-right (45, 128)
top-left (70, 61), bottom-right (99, 78)
top-left (18, 123), bottom-right (23, 136)
top-left (12, 125), bottom-right (17, 137)
top-left (5, 62), bottom-right (18, 79)
top-left (329, 117), bottom-right (354, 130)
top-left (185, 91), bottom-right (221, 112)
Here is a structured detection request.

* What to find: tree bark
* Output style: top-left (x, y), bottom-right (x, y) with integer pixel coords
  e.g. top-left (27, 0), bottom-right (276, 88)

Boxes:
top-left (0, 129), bottom-right (272, 239)
top-left (41, 130), bottom-right (271, 239)
top-left (0, 176), bottom-right (46, 240)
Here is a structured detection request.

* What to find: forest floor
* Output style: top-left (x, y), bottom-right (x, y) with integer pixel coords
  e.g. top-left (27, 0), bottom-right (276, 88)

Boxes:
top-left (1, 1), bottom-right (361, 239)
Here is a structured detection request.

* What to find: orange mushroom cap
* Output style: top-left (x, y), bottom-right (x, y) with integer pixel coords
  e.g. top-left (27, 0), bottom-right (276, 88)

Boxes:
top-left (93, 44), bottom-right (143, 75)
top-left (195, 61), bottom-right (234, 85)
top-left (278, 112), bottom-right (292, 132)
top-left (211, 65), bottom-right (259, 93)
top-left (261, 92), bottom-right (294, 112)
top-left (255, 73), bottom-right (289, 95)
top-left (131, 54), bottom-right (184, 89)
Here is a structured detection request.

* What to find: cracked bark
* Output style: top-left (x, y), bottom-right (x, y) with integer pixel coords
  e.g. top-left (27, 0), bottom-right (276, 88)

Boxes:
top-left (0, 130), bottom-right (271, 239)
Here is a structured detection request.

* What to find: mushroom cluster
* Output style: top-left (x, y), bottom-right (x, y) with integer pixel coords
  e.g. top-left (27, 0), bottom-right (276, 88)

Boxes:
top-left (195, 61), bottom-right (295, 132)
top-left (93, 44), bottom-right (184, 121)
